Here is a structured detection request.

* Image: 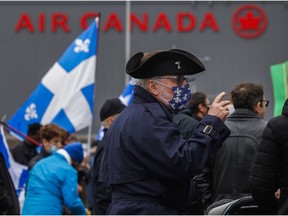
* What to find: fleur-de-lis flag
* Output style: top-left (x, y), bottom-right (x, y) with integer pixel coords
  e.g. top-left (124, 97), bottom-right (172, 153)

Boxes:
top-left (8, 17), bottom-right (100, 135)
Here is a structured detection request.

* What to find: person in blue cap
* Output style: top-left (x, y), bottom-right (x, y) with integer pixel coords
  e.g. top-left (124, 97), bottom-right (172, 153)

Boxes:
top-left (22, 142), bottom-right (86, 215)
top-left (99, 49), bottom-right (231, 214)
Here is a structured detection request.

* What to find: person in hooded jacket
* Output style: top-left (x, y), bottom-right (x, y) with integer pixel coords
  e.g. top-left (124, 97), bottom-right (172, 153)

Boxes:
top-left (99, 49), bottom-right (231, 214)
top-left (249, 98), bottom-right (288, 214)
top-left (22, 142), bottom-right (86, 215)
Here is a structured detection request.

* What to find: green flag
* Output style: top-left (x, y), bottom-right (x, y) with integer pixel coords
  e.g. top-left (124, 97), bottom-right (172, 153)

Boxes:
top-left (270, 61), bottom-right (288, 116)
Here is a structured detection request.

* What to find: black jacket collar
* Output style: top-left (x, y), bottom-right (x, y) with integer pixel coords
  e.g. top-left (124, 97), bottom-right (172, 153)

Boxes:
top-left (228, 109), bottom-right (261, 119)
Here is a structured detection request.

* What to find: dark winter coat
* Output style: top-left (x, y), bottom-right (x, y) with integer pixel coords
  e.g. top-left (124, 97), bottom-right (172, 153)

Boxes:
top-left (173, 109), bottom-right (207, 215)
top-left (173, 108), bottom-right (199, 140)
top-left (28, 147), bottom-right (50, 170)
top-left (249, 99), bottom-right (288, 214)
top-left (195, 109), bottom-right (267, 209)
top-left (11, 140), bottom-right (38, 166)
top-left (0, 153), bottom-right (19, 214)
top-left (92, 129), bottom-right (112, 215)
top-left (99, 85), bottom-right (230, 214)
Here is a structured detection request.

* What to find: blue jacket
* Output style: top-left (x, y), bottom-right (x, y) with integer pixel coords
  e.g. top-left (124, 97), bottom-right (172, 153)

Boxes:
top-left (22, 151), bottom-right (86, 215)
top-left (99, 86), bottom-right (230, 214)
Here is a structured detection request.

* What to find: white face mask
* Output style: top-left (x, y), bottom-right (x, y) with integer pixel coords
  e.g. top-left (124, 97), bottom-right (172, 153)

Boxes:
top-left (49, 146), bottom-right (59, 154)
top-left (154, 80), bottom-right (192, 113)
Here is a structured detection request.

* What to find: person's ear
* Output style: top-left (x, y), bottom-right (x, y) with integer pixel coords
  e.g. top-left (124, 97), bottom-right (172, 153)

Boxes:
top-left (42, 139), bottom-right (48, 147)
top-left (254, 101), bottom-right (262, 114)
top-left (147, 80), bottom-right (159, 96)
top-left (42, 139), bottom-right (51, 152)
top-left (107, 116), bottom-right (115, 127)
top-left (198, 103), bottom-right (206, 113)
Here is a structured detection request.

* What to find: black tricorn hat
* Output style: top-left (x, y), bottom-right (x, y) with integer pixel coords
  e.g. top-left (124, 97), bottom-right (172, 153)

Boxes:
top-left (125, 49), bottom-right (205, 78)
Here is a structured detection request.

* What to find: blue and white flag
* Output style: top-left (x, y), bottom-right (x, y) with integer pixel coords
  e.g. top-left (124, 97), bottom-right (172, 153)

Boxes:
top-left (0, 125), bottom-right (28, 210)
top-left (95, 78), bottom-right (135, 140)
top-left (119, 78), bottom-right (135, 106)
top-left (8, 17), bottom-right (100, 134)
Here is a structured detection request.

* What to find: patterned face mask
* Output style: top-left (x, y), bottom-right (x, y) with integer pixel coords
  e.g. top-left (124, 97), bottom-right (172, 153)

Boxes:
top-left (155, 81), bottom-right (192, 112)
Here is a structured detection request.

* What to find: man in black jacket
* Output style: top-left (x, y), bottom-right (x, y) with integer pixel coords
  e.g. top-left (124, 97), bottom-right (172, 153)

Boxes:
top-left (249, 98), bottom-right (288, 214)
top-left (92, 98), bottom-right (126, 215)
top-left (197, 82), bottom-right (268, 211)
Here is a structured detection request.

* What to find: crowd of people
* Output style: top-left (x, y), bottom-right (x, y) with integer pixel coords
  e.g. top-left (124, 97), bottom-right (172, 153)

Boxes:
top-left (3, 48), bottom-right (288, 215)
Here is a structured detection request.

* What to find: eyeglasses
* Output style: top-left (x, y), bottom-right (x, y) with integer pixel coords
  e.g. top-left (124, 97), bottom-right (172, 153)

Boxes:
top-left (154, 76), bottom-right (194, 86)
top-left (260, 99), bottom-right (270, 108)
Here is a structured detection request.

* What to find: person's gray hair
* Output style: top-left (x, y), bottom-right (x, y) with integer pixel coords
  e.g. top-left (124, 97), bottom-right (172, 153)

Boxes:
top-left (134, 78), bottom-right (150, 90)
top-left (101, 118), bottom-right (110, 129)
top-left (101, 113), bottom-right (119, 129)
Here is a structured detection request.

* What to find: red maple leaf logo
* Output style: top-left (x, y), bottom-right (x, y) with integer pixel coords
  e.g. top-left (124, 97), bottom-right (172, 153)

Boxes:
top-left (238, 11), bottom-right (261, 30)
top-left (232, 5), bottom-right (267, 39)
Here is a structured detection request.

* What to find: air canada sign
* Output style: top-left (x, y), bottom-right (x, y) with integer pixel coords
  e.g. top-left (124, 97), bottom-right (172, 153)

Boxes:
top-left (15, 4), bottom-right (267, 39)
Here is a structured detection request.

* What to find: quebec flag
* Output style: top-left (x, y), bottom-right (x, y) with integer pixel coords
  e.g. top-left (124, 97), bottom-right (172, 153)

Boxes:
top-left (0, 125), bottom-right (28, 210)
top-left (8, 17), bottom-right (100, 134)
top-left (119, 78), bottom-right (135, 106)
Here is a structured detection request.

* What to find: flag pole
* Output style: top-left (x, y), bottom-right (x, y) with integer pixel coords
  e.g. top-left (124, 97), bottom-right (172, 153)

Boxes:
top-left (87, 15), bottom-right (101, 153)
top-left (125, 0), bottom-right (131, 86)
top-left (87, 122), bottom-right (92, 154)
